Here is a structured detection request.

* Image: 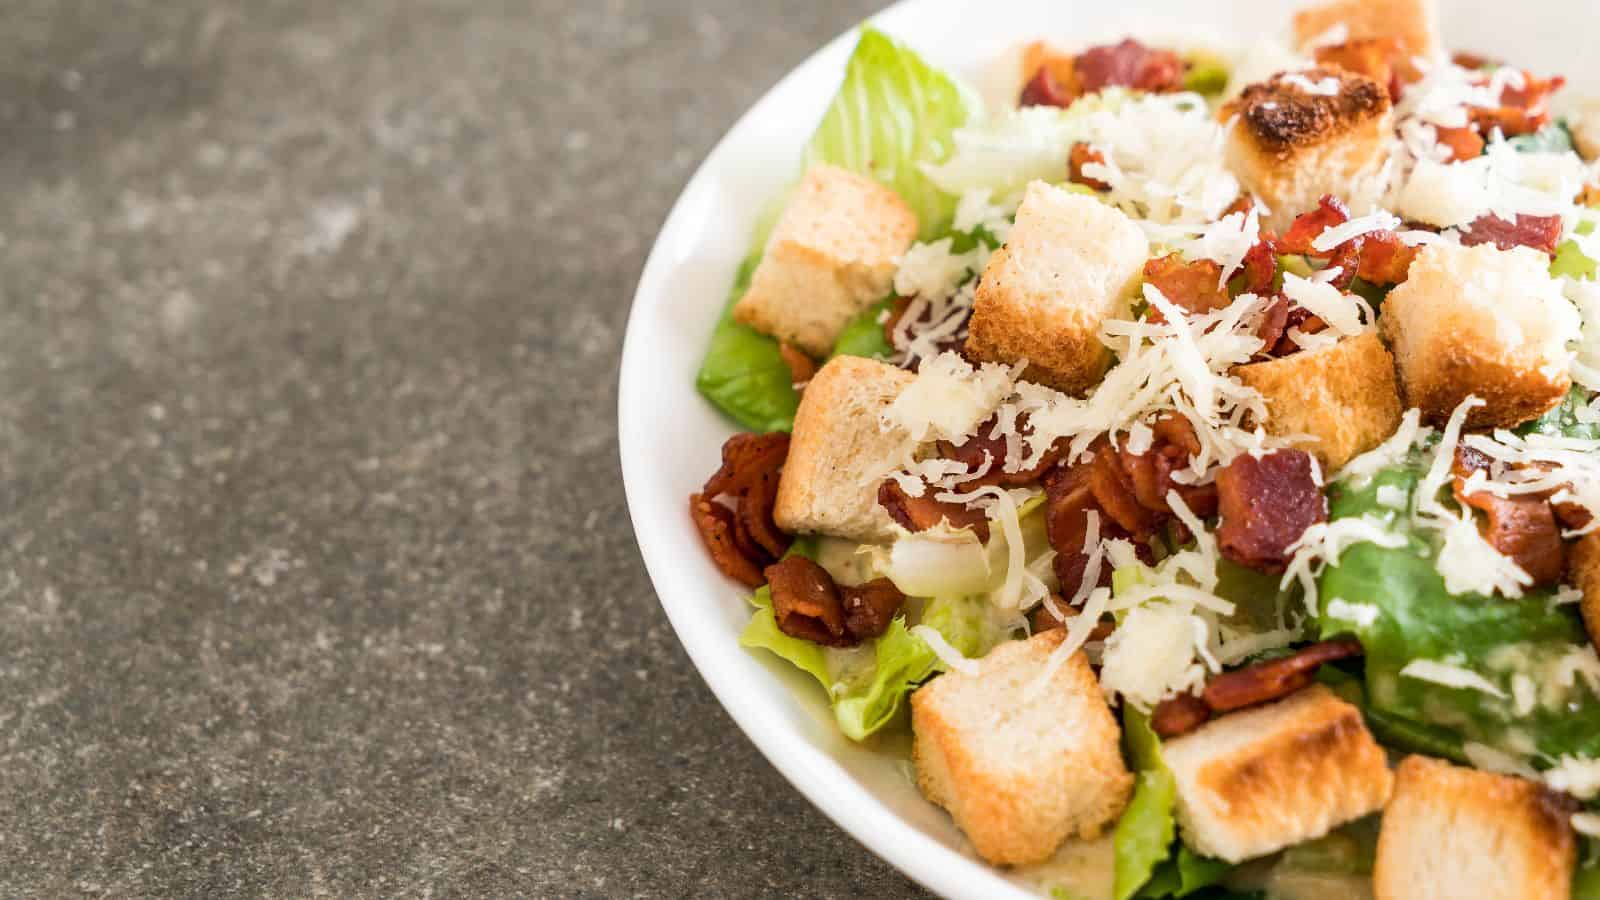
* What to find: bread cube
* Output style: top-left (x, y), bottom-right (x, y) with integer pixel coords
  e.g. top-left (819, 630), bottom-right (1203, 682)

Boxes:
top-left (1381, 243), bottom-right (1577, 428)
top-left (964, 182), bottom-right (1148, 395)
top-left (1569, 102), bottom-right (1600, 162)
top-left (1373, 755), bottom-right (1577, 900)
top-left (1575, 532), bottom-right (1600, 653)
top-left (911, 630), bottom-right (1133, 865)
top-left (1234, 329), bottom-right (1403, 472)
top-left (1291, 0), bottom-right (1443, 60)
top-left (733, 164), bottom-right (918, 357)
top-left (773, 356), bottom-right (914, 543)
top-left (1161, 685), bottom-right (1392, 863)
top-left (1223, 69), bottom-right (1393, 232)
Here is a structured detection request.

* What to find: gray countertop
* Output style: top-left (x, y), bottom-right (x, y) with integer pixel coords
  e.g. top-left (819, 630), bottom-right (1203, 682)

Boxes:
top-left (1, 1), bottom-right (928, 896)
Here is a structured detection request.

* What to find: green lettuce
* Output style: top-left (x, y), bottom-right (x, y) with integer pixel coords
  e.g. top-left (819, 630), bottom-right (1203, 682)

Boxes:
top-left (1317, 459), bottom-right (1600, 762)
top-left (695, 255), bottom-right (802, 432)
top-left (1519, 385), bottom-right (1600, 440)
top-left (1553, 220), bottom-right (1597, 281)
top-left (830, 297), bottom-right (897, 361)
top-left (1181, 51), bottom-right (1230, 96)
top-left (1111, 709), bottom-right (1235, 899)
top-left (695, 26), bottom-right (978, 429)
top-left (740, 591), bottom-right (1012, 740)
top-left (1509, 121), bottom-right (1576, 155)
top-left (803, 26), bottom-right (981, 239)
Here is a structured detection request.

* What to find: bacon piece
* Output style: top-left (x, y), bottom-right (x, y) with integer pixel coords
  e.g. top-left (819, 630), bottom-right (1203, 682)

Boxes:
top-left (1355, 230), bottom-right (1419, 284)
top-left (1556, 502), bottom-right (1593, 532)
top-left (841, 579), bottom-right (908, 641)
top-left (1203, 638), bottom-right (1365, 713)
top-left (1458, 213), bottom-right (1564, 256)
top-left (766, 557), bottom-right (852, 646)
top-left (1069, 143), bottom-right (1111, 191)
top-left (1151, 693), bottom-right (1213, 738)
top-left (1216, 450), bottom-right (1329, 573)
top-left (1029, 598), bottom-right (1116, 640)
top-left (1451, 451), bottom-right (1566, 587)
top-left (1120, 415), bottom-right (1218, 519)
top-left (1074, 39), bottom-right (1184, 93)
top-left (877, 479), bottom-right (991, 543)
top-left (1452, 51), bottom-right (1497, 70)
top-left (935, 414), bottom-right (1064, 489)
top-left (690, 495), bottom-right (766, 588)
top-left (1044, 462), bottom-right (1106, 595)
top-left (1143, 254), bottom-right (1231, 317)
top-left (1151, 639), bottom-right (1366, 737)
top-left (778, 342), bottom-right (818, 390)
top-left (1019, 65), bottom-right (1078, 108)
top-left (1433, 124), bottom-right (1485, 162)
top-left (692, 433), bottom-right (793, 584)
top-left (1471, 72), bottom-right (1565, 138)
top-left (1279, 195), bottom-right (1352, 256)
top-left (703, 432), bottom-right (791, 499)
top-left (1235, 237), bottom-right (1280, 295)
top-left (1091, 443), bottom-right (1163, 538)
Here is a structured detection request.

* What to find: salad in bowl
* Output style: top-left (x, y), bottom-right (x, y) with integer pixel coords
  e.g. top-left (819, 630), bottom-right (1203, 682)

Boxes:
top-left (681, 1), bottom-right (1600, 896)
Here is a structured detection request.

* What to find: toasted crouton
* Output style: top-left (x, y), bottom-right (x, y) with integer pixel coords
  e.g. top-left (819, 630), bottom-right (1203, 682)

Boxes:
top-left (1234, 329), bottom-right (1403, 472)
top-left (773, 356), bottom-right (914, 543)
top-left (1569, 102), bottom-right (1600, 162)
top-left (911, 630), bottom-right (1133, 865)
top-left (1291, 0), bottom-right (1443, 60)
top-left (1574, 533), bottom-right (1600, 653)
top-left (1381, 243), bottom-right (1576, 428)
top-left (964, 182), bottom-right (1148, 395)
top-left (1373, 755), bottom-right (1577, 900)
top-left (733, 165), bottom-right (918, 357)
top-left (1160, 685), bottom-right (1392, 863)
top-left (1223, 69), bottom-right (1394, 231)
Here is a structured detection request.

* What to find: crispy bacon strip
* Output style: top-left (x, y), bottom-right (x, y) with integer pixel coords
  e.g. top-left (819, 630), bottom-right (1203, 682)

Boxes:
top-left (1205, 638), bottom-right (1364, 712)
top-left (934, 413), bottom-right (1064, 489)
top-left (1150, 693), bottom-right (1212, 738)
top-left (1279, 195), bottom-right (1352, 256)
top-left (1235, 236), bottom-right (1280, 295)
top-left (1044, 462), bottom-right (1108, 596)
top-left (1280, 194), bottom-right (1417, 288)
top-left (842, 579), bottom-right (908, 641)
top-left (691, 433), bottom-right (793, 585)
top-left (1074, 39), bottom-right (1183, 93)
top-left (1151, 638), bottom-right (1365, 737)
top-left (1143, 254), bottom-right (1231, 317)
top-left (1433, 124), bottom-right (1485, 162)
top-left (1451, 447), bottom-right (1566, 586)
top-left (691, 495), bottom-right (765, 588)
top-left (1458, 213), bottom-right (1564, 256)
top-left (1216, 449), bottom-right (1329, 573)
top-left (877, 479), bottom-right (991, 542)
top-left (766, 557), bottom-right (852, 646)
top-left (1354, 230), bottom-right (1419, 284)
top-left (1069, 143), bottom-right (1111, 191)
top-left (1471, 71), bottom-right (1564, 137)
top-left (1019, 65), bottom-right (1078, 108)
top-left (1029, 597), bottom-right (1117, 640)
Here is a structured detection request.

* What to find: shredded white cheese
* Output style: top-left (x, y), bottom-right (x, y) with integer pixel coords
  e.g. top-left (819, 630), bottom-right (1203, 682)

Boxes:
top-left (1399, 658), bottom-right (1507, 698)
top-left (910, 625), bottom-right (980, 677)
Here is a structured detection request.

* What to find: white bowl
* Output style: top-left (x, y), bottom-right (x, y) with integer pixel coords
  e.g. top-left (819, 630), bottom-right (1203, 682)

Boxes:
top-left (618, 2), bottom-right (1594, 895)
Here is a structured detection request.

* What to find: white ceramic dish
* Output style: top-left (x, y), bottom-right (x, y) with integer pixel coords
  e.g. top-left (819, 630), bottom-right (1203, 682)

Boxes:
top-left (618, 2), bottom-right (1596, 895)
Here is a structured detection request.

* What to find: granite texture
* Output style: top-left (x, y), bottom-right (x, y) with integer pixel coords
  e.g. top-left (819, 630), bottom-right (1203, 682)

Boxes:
top-left (0, 1), bottom-right (929, 897)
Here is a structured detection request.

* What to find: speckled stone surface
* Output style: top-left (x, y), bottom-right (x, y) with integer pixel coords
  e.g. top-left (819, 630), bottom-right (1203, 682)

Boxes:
top-left (0, 1), bottom-right (929, 897)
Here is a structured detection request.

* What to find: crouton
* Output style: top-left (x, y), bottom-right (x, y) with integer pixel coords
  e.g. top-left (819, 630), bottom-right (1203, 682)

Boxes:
top-left (1234, 329), bottom-right (1403, 472)
top-left (1570, 102), bottom-right (1600, 162)
top-left (1223, 69), bottom-right (1394, 231)
top-left (733, 165), bottom-right (918, 357)
top-left (911, 630), bottom-right (1132, 865)
top-left (964, 182), bottom-right (1148, 395)
top-left (1381, 243), bottom-right (1576, 428)
top-left (1160, 685), bottom-right (1392, 864)
top-left (1291, 0), bottom-right (1443, 61)
top-left (773, 356), bottom-right (914, 543)
top-left (1574, 532), bottom-right (1600, 653)
top-left (1373, 755), bottom-right (1577, 900)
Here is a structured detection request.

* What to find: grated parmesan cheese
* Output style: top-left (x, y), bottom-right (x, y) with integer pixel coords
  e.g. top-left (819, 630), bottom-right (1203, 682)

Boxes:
top-left (1544, 755), bottom-right (1600, 800)
top-left (1399, 658), bottom-right (1507, 698)
top-left (911, 624), bottom-right (980, 676)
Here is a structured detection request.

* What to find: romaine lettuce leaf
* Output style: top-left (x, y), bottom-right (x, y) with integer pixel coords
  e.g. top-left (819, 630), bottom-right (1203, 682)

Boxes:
top-left (1518, 385), bottom-right (1600, 440)
top-left (1553, 220), bottom-right (1597, 280)
top-left (695, 26), bottom-right (978, 429)
top-left (830, 297), bottom-right (896, 360)
top-left (1113, 709), bottom-right (1235, 899)
top-left (740, 590), bottom-right (1013, 741)
top-left (1317, 460), bottom-right (1600, 762)
top-left (1509, 121), bottom-right (1576, 155)
top-left (694, 254), bottom-right (801, 433)
top-left (804, 26), bottom-right (981, 239)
